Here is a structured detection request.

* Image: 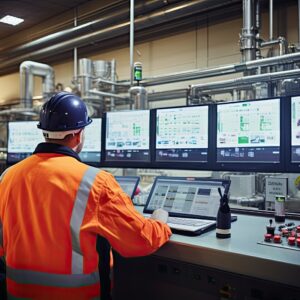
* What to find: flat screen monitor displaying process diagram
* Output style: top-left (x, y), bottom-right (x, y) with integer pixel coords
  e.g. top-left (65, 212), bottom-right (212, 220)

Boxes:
top-left (7, 121), bottom-right (44, 164)
top-left (217, 98), bottom-right (281, 163)
top-left (105, 110), bottom-right (150, 162)
top-left (155, 105), bottom-right (209, 163)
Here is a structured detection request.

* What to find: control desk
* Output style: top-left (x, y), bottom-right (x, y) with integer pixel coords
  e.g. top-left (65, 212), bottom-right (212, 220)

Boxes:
top-left (113, 209), bottom-right (300, 300)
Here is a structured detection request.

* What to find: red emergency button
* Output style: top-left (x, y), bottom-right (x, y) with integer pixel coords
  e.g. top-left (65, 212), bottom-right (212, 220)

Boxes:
top-left (297, 238), bottom-right (300, 247)
top-left (288, 237), bottom-right (296, 246)
top-left (264, 234), bottom-right (272, 242)
top-left (273, 235), bottom-right (281, 243)
top-left (281, 229), bottom-right (289, 237)
top-left (296, 226), bottom-right (300, 233)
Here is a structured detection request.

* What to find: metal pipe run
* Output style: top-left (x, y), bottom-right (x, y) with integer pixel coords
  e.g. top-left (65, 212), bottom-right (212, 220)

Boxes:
top-left (137, 52), bottom-right (300, 87)
top-left (88, 89), bottom-right (128, 100)
top-left (191, 69), bottom-right (300, 97)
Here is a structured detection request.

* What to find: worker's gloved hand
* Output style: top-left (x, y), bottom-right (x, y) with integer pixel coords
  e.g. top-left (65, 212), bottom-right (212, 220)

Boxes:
top-left (151, 208), bottom-right (168, 223)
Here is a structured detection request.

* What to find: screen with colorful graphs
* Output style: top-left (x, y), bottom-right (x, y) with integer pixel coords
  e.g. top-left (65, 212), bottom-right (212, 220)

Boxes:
top-left (216, 98), bottom-right (281, 163)
top-left (105, 110), bottom-right (150, 162)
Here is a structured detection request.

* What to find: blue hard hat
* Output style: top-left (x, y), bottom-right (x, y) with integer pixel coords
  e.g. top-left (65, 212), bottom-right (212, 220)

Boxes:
top-left (37, 92), bottom-right (92, 131)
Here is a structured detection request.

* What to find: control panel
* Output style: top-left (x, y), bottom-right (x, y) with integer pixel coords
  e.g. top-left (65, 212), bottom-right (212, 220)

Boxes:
top-left (258, 220), bottom-right (300, 251)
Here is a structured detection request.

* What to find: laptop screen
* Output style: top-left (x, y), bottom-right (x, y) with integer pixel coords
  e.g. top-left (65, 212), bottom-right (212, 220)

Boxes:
top-left (143, 176), bottom-right (231, 219)
top-left (115, 176), bottom-right (140, 200)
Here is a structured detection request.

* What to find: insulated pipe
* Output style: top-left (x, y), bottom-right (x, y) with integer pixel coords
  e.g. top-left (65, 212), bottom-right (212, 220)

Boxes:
top-left (190, 68), bottom-right (300, 97)
top-left (130, 86), bottom-right (148, 110)
top-left (139, 52), bottom-right (300, 86)
top-left (111, 59), bottom-right (116, 111)
top-left (88, 89), bottom-right (128, 100)
top-left (269, 0), bottom-right (274, 41)
top-left (0, 0), bottom-right (241, 72)
top-left (298, 0), bottom-right (300, 44)
top-left (240, 0), bottom-right (256, 62)
top-left (74, 8), bottom-right (78, 80)
top-left (19, 61), bottom-right (55, 108)
top-left (130, 0), bottom-right (135, 86)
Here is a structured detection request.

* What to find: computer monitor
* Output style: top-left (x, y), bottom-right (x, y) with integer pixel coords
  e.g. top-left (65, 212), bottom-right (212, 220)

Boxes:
top-left (214, 98), bottom-right (284, 171)
top-left (143, 176), bottom-right (231, 219)
top-left (104, 110), bottom-right (151, 166)
top-left (7, 121), bottom-right (44, 164)
top-left (155, 105), bottom-right (209, 167)
top-left (115, 176), bottom-right (140, 200)
top-left (79, 118), bottom-right (101, 166)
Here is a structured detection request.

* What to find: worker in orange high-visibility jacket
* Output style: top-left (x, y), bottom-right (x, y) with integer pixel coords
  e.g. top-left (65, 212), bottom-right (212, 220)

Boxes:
top-left (0, 92), bottom-right (172, 300)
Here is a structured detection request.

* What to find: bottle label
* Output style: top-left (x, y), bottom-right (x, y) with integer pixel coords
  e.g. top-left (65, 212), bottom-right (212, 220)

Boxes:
top-left (216, 228), bottom-right (231, 234)
top-left (275, 195), bottom-right (285, 216)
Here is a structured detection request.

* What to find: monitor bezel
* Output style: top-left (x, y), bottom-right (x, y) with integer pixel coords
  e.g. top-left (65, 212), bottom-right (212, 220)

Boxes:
top-left (285, 95), bottom-right (300, 172)
top-left (212, 97), bottom-right (285, 172)
top-left (102, 110), bottom-right (152, 168)
top-left (115, 175), bottom-right (140, 200)
top-left (151, 104), bottom-right (213, 170)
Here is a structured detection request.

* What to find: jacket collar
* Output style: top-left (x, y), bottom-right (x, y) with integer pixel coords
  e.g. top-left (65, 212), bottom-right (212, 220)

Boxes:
top-left (33, 142), bottom-right (81, 162)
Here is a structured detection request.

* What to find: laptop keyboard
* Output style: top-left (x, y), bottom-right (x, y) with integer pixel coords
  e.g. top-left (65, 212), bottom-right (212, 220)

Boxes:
top-left (168, 217), bottom-right (212, 227)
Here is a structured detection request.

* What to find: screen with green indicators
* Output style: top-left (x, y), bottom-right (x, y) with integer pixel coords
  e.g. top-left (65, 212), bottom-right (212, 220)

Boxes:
top-left (105, 110), bottom-right (150, 162)
top-left (216, 98), bottom-right (280, 163)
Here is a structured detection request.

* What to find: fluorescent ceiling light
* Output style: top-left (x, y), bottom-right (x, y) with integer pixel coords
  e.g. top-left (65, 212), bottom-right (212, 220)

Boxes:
top-left (0, 15), bottom-right (24, 26)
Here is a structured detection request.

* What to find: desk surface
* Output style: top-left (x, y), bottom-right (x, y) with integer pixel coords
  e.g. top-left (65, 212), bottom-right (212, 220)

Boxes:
top-left (136, 206), bottom-right (300, 288)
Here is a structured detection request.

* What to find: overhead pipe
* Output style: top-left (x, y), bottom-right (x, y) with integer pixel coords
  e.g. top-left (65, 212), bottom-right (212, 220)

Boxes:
top-left (0, 0), bottom-right (241, 73)
top-left (130, 0), bottom-right (135, 87)
top-left (87, 89), bottom-right (128, 100)
top-left (20, 61), bottom-right (55, 109)
top-left (240, 0), bottom-right (257, 62)
top-left (190, 69), bottom-right (300, 97)
top-left (138, 52), bottom-right (300, 87)
top-left (0, 0), bottom-right (172, 59)
top-left (298, 0), bottom-right (300, 45)
top-left (269, 0), bottom-right (274, 41)
top-left (110, 59), bottom-right (117, 111)
top-left (73, 8), bottom-right (78, 80)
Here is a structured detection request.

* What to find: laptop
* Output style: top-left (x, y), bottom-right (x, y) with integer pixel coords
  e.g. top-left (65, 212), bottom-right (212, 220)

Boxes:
top-left (115, 176), bottom-right (140, 200)
top-left (143, 176), bottom-right (236, 235)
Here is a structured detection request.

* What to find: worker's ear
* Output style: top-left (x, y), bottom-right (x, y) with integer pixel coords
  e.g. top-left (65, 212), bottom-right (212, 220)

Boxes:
top-left (76, 129), bottom-right (84, 143)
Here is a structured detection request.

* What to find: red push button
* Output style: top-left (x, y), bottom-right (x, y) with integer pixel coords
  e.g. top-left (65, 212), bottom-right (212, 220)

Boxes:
top-left (273, 235), bottom-right (281, 243)
top-left (264, 234), bottom-right (272, 242)
top-left (296, 226), bottom-right (300, 233)
top-left (281, 229), bottom-right (289, 237)
top-left (288, 237), bottom-right (296, 246)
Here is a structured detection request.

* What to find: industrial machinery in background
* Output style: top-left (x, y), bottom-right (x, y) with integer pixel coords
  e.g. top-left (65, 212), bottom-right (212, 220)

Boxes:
top-left (1, 0), bottom-right (300, 212)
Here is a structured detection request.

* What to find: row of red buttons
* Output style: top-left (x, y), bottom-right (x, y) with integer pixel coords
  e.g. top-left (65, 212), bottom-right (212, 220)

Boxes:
top-left (264, 233), bottom-right (300, 246)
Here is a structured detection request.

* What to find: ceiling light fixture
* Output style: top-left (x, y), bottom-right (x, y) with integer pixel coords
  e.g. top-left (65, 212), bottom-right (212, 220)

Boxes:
top-left (0, 15), bottom-right (24, 26)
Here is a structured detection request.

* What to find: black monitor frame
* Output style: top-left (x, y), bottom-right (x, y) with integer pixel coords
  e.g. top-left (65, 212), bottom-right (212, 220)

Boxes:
top-left (115, 175), bottom-right (140, 199)
top-left (78, 118), bottom-right (102, 167)
top-left (6, 120), bottom-right (44, 165)
top-left (102, 110), bottom-right (152, 168)
top-left (151, 104), bottom-right (213, 170)
top-left (212, 97), bottom-right (285, 172)
top-left (285, 95), bottom-right (300, 172)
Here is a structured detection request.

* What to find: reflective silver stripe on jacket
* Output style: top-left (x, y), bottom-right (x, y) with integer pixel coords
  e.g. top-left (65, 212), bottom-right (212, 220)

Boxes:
top-left (7, 266), bottom-right (99, 287)
top-left (70, 166), bottom-right (100, 274)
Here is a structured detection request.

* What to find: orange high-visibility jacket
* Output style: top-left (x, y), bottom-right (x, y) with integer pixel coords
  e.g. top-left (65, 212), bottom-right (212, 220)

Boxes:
top-left (0, 143), bottom-right (171, 299)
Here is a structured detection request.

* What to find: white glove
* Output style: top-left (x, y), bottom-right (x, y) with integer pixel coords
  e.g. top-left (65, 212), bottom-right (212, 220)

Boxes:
top-left (151, 208), bottom-right (169, 224)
